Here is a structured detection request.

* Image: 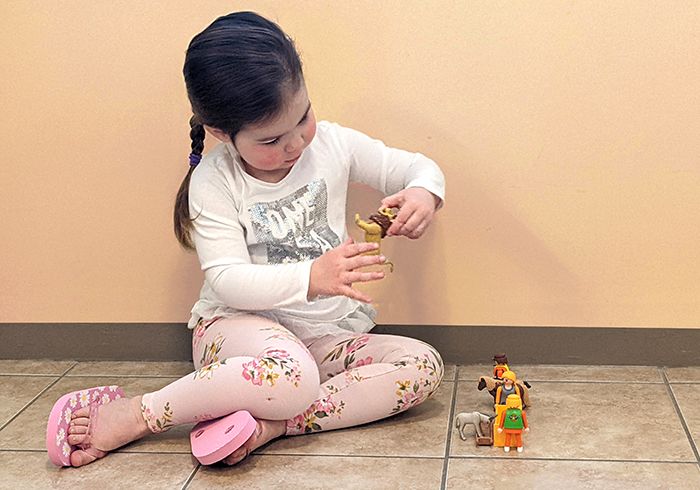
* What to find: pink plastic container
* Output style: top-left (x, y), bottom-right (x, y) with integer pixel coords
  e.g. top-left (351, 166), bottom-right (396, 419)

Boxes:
top-left (190, 410), bottom-right (257, 465)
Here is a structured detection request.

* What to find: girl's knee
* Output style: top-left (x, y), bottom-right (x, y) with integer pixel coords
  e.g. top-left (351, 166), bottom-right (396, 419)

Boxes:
top-left (419, 340), bottom-right (444, 388)
top-left (392, 337), bottom-right (444, 376)
top-left (268, 376), bottom-right (319, 420)
top-left (243, 348), bottom-right (320, 419)
top-left (283, 354), bottom-right (320, 416)
top-left (395, 338), bottom-right (444, 395)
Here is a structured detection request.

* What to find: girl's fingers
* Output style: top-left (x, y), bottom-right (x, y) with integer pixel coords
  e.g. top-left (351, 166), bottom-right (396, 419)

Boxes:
top-left (343, 241), bottom-right (379, 257)
top-left (387, 206), bottom-right (417, 236)
top-left (345, 270), bottom-right (385, 284)
top-left (400, 211), bottom-right (432, 239)
top-left (339, 285), bottom-right (373, 303)
top-left (346, 253), bottom-right (386, 270)
top-left (381, 193), bottom-right (405, 210)
top-left (407, 222), bottom-right (428, 239)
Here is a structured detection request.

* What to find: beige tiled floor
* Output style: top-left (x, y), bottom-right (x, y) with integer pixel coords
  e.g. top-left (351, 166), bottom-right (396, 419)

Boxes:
top-left (1, 361), bottom-right (699, 489)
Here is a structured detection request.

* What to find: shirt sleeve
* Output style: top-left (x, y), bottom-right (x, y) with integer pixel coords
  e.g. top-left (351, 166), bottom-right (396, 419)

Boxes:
top-left (189, 164), bottom-right (312, 311)
top-left (335, 123), bottom-right (445, 203)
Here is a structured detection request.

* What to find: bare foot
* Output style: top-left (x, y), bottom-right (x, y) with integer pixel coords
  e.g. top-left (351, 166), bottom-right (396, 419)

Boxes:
top-left (66, 395), bottom-right (151, 467)
top-left (222, 418), bottom-right (286, 465)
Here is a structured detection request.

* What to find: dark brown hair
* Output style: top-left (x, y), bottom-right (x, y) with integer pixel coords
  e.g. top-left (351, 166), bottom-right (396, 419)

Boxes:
top-left (174, 11), bottom-right (303, 250)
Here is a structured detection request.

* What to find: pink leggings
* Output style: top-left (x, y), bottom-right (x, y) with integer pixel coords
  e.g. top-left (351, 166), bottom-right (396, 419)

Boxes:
top-left (140, 315), bottom-right (444, 436)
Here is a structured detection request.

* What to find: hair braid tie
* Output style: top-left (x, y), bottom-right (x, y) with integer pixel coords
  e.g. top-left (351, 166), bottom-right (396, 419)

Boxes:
top-left (189, 153), bottom-right (202, 166)
top-left (188, 115), bottom-right (205, 167)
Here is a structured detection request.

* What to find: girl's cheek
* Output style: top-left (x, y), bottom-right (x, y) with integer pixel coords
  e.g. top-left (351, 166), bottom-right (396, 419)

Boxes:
top-left (253, 147), bottom-right (280, 168)
top-left (304, 117), bottom-right (317, 144)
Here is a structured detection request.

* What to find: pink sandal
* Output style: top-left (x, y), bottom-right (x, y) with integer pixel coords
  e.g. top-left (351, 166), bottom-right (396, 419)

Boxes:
top-left (46, 385), bottom-right (125, 466)
top-left (190, 410), bottom-right (256, 465)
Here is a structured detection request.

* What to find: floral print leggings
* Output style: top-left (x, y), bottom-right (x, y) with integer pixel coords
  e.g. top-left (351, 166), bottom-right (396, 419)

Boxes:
top-left (140, 314), bottom-right (444, 436)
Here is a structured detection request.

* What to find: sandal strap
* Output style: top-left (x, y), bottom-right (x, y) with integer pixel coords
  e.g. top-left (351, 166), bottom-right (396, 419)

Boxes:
top-left (78, 402), bottom-right (107, 452)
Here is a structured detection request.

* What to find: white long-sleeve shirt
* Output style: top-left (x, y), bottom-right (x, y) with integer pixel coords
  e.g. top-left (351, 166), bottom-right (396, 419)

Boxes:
top-left (187, 121), bottom-right (445, 340)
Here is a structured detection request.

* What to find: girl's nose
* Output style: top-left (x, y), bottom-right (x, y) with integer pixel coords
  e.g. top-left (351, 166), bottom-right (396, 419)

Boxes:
top-left (285, 132), bottom-right (304, 154)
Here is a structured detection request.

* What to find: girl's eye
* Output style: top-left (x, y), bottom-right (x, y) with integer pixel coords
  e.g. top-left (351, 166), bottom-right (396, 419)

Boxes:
top-left (262, 138), bottom-right (280, 146)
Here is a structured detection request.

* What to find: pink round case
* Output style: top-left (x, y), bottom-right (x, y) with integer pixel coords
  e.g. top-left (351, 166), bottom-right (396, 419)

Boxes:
top-left (190, 410), bottom-right (257, 465)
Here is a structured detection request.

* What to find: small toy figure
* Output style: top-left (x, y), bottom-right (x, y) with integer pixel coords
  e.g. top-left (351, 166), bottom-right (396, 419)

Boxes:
top-left (355, 208), bottom-right (396, 270)
top-left (492, 353), bottom-right (509, 379)
top-left (496, 394), bottom-right (529, 452)
top-left (454, 411), bottom-right (493, 445)
top-left (494, 370), bottom-right (518, 405)
top-left (477, 353), bottom-right (532, 408)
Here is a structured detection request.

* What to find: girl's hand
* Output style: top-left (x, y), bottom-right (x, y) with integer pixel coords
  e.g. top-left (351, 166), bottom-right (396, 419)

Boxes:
top-left (308, 238), bottom-right (386, 303)
top-left (381, 187), bottom-right (441, 239)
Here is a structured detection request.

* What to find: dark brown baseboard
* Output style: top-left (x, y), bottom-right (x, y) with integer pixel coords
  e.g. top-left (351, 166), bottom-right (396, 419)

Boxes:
top-left (1, 323), bottom-right (698, 366)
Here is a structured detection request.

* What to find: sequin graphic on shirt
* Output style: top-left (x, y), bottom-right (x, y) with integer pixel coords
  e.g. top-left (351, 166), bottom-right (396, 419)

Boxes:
top-left (248, 180), bottom-right (340, 264)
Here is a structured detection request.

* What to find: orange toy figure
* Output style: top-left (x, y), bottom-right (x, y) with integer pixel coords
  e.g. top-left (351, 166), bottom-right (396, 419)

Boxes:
top-left (492, 353), bottom-right (509, 379)
top-left (496, 394), bottom-right (529, 452)
top-left (492, 370), bottom-right (520, 447)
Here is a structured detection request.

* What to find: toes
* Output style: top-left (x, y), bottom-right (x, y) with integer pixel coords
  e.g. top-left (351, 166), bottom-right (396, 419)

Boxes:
top-left (68, 424), bottom-right (88, 435)
top-left (220, 421), bottom-right (264, 466)
top-left (72, 407), bottom-right (90, 419)
top-left (67, 434), bottom-right (88, 445)
top-left (69, 447), bottom-right (104, 467)
top-left (222, 447), bottom-right (248, 466)
top-left (70, 416), bottom-right (90, 427)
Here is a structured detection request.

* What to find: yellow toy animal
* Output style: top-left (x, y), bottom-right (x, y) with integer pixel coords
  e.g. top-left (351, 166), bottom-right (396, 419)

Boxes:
top-left (354, 208), bottom-right (396, 270)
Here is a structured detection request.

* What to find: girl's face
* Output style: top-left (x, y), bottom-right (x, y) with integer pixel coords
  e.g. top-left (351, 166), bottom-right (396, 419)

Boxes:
top-left (232, 85), bottom-right (317, 183)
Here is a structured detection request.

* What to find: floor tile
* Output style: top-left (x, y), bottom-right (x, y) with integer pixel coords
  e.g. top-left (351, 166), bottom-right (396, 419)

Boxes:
top-left (671, 384), bottom-right (700, 446)
top-left (443, 363), bottom-right (457, 380)
top-left (446, 459), bottom-right (700, 489)
top-left (666, 367), bottom-right (700, 383)
top-left (261, 381), bottom-right (453, 458)
top-left (449, 380), bottom-right (695, 461)
top-left (0, 360), bottom-right (74, 375)
top-left (67, 361), bottom-right (195, 377)
top-left (0, 376), bottom-right (192, 453)
top-left (458, 364), bottom-right (662, 382)
top-left (189, 454), bottom-right (443, 489)
top-left (0, 376), bottom-right (57, 428)
top-left (0, 451), bottom-right (195, 490)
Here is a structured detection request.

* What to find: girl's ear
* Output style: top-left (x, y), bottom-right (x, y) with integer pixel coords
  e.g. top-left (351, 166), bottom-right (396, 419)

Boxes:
top-left (204, 125), bottom-right (232, 143)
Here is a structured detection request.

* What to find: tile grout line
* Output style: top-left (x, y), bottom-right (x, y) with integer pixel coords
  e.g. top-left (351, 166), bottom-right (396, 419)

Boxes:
top-left (0, 362), bottom-right (79, 432)
top-left (1, 447), bottom-right (695, 465)
top-left (659, 367), bottom-right (700, 466)
top-left (248, 452), bottom-right (449, 460)
top-left (0, 363), bottom-right (82, 378)
top-left (448, 455), bottom-right (699, 464)
top-left (439, 366), bottom-right (459, 490)
top-left (181, 462), bottom-right (202, 489)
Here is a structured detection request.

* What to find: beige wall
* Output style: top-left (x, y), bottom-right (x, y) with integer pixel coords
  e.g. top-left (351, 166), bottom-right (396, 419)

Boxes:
top-left (2, 1), bottom-right (698, 327)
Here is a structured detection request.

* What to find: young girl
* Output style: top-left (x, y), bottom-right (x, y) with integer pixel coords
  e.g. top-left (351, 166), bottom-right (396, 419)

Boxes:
top-left (49, 11), bottom-right (446, 467)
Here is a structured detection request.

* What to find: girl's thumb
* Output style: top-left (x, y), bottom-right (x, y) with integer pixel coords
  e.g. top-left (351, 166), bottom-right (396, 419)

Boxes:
top-left (381, 192), bottom-right (403, 209)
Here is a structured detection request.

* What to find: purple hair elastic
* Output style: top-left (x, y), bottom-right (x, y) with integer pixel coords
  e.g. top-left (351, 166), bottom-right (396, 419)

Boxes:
top-left (189, 152), bottom-right (202, 166)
